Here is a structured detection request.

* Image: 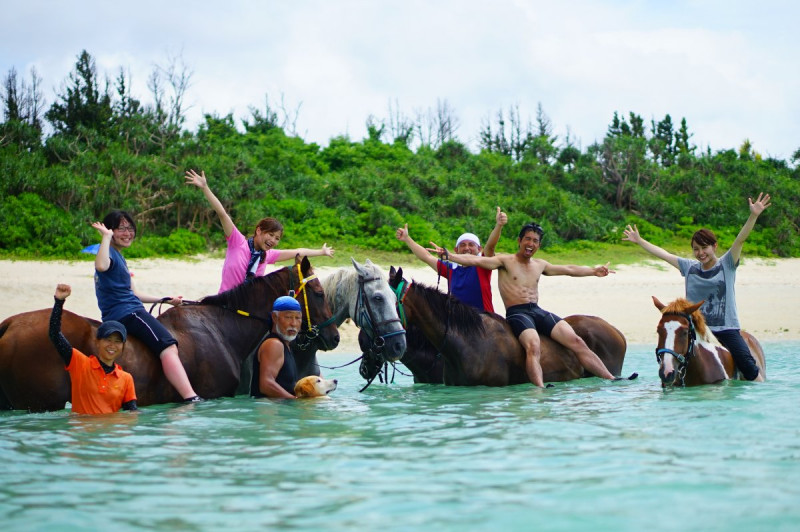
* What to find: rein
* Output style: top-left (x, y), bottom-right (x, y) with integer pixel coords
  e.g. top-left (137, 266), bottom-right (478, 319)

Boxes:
top-left (436, 249), bottom-right (455, 353)
top-left (656, 311), bottom-right (698, 386)
top-left (291, 264), bottom-right (337, 350)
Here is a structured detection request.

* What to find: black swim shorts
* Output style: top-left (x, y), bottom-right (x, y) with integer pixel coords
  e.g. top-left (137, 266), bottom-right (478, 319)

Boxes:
top-left (118, 308), bottom-right (178, 356)
top-left (506, 303), bottom-right (562, 338)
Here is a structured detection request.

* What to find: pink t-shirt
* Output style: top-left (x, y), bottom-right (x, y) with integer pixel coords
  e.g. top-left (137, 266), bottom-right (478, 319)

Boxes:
top-left (219, 229), bottom-right (280, 293)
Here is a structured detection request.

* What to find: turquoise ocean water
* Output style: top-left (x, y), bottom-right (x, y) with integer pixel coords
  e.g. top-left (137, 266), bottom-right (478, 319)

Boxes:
top-left (1, 342), bottom-right (798, 531)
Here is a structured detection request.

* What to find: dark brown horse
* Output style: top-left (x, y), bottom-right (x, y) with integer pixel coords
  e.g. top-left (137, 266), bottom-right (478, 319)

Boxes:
top-left (386, 267), bottom-right (628, 386)
top-left (653, 296), bottom-right (766, 387)
top-left (0, 256), bottom-right (338, 411)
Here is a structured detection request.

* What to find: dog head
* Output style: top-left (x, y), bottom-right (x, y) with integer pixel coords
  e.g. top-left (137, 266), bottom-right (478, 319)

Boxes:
top-left (294, 376), bottom-right (339, 398)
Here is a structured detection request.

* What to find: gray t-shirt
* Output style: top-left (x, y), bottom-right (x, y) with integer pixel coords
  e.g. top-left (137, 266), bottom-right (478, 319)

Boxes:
top-left (677, 251), bottom-right (739, 331)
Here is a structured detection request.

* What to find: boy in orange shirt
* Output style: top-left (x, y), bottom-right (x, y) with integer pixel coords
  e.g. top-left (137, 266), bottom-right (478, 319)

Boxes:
top-left (49, 284), bottom-right (138, 414)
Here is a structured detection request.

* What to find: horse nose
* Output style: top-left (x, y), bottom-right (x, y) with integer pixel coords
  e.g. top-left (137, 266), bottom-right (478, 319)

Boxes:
top-left (384, 334), bottom-right (407, 362)
top-left (333, 379), bottom-right (338, 384)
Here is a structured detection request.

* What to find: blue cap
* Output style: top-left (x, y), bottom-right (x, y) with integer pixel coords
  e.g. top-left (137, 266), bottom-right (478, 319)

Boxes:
top-left (97, 320), bottom-right (127, 341)
top-left (273, 296), bottom-right (301, 312)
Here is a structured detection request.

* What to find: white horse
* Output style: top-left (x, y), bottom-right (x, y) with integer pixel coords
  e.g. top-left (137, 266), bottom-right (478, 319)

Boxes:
top-left (293, 258), bottom-right (407, 377)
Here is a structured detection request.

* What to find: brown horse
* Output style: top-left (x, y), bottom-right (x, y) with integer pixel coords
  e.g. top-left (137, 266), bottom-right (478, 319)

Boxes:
top-left (0, 256), bottom-right (338, 411)
top-left (653, 296), bottom-right (766, 387)
top-left (386, 267), bottom-right (628, 386)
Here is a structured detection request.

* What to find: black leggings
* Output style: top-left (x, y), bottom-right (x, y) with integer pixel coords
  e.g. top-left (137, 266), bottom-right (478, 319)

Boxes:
top-left (712, 329), bottom-right (760, 381)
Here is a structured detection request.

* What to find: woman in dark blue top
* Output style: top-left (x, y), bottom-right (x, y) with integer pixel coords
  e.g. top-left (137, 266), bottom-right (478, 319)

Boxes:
top-left (92, 210), bottom-right (203, 403)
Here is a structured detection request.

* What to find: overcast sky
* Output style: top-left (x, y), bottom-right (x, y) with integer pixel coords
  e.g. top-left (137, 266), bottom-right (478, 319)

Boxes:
top-left (3, 1), bottom-right (798, 160)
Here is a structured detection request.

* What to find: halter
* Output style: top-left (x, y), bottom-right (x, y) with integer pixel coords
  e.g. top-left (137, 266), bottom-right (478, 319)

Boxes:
top-left (290, 263), bottom-right (337, 350)
top-left (355, 275), bottom-right (404, 353)
top-left (655, 311), bottom-right (697, 386)
top-left (391, 278), bottom-right (409, 328)
top-left (388, 276), bottom-right (441, 380)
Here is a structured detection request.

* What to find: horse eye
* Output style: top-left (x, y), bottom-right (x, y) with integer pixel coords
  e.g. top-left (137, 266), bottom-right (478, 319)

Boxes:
top-left (373, 294), bottom-right (384, 302)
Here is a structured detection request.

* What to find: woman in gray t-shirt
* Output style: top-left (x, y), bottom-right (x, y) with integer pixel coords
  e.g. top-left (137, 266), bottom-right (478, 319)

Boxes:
top-left (622, 193), bottom-right (771, 381)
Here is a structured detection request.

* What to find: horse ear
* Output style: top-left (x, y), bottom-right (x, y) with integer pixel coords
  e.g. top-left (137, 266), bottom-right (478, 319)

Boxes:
top-left (301, 255), bottom-right (312, 275)
top-left (687, 300), bottom-right (704, 315)
top-left (294, 253), bottom-right (301, 265)
top-left (389, 265), bottom-right (397, 278)
top-left (652, 296), bottom-right (666, 312)
top-left (351, 257), bottom-right (366, 277)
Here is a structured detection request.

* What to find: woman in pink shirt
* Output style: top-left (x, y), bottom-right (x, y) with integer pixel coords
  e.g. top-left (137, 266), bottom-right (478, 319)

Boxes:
top-left (185, 169), bottom-right (335, 293)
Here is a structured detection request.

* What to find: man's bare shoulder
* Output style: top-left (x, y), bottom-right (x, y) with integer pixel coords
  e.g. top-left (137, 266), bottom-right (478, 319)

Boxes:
top-left (259, 337), bottom-right (285, 357)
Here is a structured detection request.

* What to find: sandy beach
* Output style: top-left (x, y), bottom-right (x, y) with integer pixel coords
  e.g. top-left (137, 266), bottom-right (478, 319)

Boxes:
top-left (1, 256), bottom-right (798, 350)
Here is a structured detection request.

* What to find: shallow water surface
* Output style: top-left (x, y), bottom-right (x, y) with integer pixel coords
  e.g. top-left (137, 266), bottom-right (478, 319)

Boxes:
top-left (2, 343), bottom-right (799, 531)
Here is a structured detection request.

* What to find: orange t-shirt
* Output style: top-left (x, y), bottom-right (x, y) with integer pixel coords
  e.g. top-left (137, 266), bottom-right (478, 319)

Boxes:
top-left (66, 348), bottom-right (137, 414)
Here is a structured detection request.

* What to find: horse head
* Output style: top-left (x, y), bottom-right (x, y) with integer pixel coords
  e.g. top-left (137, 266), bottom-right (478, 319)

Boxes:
top-left (291, 255), bottom-right (340, 351)
top-left (653, 296), bottom-right (705, 388)
top-left (351, 258), bottom-right (406, 362)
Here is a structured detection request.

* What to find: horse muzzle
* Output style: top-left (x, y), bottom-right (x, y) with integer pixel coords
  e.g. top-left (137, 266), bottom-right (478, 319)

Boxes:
top-left (382, 330), bottom-right (407, 363)
top-left (659, 366), bottom-right (677, 388)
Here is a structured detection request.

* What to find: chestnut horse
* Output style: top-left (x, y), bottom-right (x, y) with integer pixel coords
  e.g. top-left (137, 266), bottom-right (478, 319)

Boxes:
top-left (653, 296), bottom-right (766, 387)
top-left (383, 267), bottom-right (628, 386)
top-left (0, 256), bottom-right (338, 411)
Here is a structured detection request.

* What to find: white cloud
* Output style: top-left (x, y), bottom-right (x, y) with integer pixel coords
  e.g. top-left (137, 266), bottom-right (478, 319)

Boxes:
top-left (2, 0), bottom-right (798, 159)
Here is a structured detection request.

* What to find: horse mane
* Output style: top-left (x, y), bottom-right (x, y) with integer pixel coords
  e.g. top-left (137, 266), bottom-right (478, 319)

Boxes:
top-left (321, 262), bottom-right (386, 315)
top-left (320, 268), bottom-right (354, 310)
top-left (199, 267), bottom-right (288, 309)
top-left (661, 297), bottom-right (712, 341)
top-left (411, 282), bottom-right (486, 335)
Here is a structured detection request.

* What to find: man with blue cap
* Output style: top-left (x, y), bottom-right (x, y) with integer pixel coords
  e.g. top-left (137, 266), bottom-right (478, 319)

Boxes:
top-left (396, 207), bottom-right (507, 312)
top-left (251, 295), bottom-right (303, 399)
top-left (49, 283), bottom-right (138, 414)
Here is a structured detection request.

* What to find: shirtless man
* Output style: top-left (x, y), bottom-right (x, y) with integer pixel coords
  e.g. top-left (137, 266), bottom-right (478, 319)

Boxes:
top-left (445, 222), bottom-right (617, 387)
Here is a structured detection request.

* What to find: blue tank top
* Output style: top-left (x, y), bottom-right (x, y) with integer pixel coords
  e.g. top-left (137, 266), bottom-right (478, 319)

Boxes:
top-left (94, 247), bottom-right (144, 321)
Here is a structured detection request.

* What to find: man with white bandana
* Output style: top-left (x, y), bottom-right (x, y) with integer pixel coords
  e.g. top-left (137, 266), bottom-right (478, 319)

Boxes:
top-left (396, 207), bottom-right (507, 312)
top-left (251, 296), bottom-right (303, 399)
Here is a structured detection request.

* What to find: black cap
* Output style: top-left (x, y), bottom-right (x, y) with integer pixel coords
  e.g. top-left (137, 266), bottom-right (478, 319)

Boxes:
top-left (96, 321), bottom-right (127, 342)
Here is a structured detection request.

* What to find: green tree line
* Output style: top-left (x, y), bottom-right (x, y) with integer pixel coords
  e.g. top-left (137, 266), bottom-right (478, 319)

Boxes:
top-left (2, 50), bottom-right (799, 259)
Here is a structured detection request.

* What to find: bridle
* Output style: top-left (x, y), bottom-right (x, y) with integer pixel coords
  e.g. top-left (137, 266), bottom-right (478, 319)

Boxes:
top-left (290, 263), bottom-right (337, 350)
top-left (354, 275), bottom-right (404, 353)
top-left (655, 312), bottom-right (697, 387)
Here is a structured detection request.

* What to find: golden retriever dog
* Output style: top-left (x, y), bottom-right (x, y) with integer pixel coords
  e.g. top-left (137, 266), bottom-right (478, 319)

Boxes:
top-left (294, 376), bottom-right (338, 398)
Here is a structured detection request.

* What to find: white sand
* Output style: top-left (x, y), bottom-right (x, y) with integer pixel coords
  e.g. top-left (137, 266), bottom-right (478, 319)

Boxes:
top-left (1, 256), bottom-right (798, 350)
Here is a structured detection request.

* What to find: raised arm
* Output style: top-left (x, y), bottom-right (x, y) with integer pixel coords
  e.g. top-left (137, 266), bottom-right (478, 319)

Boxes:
top-left (185, 169), bottom-right (236, 238)
top-left (543, 261), bottom-right (614, 277)
top-left (729, 193), bottom-right (771, 263)
top-left (622, 224), bottom-right (680, 269)
top-left (482, 206), bottom-right (507, 257)
top-left (396, 224), bottom-right (438, 271)
top-left (49, 284), bottom-right (74, 366)
top-left (272, 244), bottom-right (335, 263)
top-left (447, 250), bottom-right (505, 270)
top-left (92, 221), bottom-right (114, 272)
